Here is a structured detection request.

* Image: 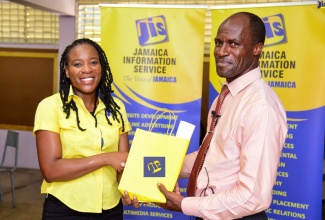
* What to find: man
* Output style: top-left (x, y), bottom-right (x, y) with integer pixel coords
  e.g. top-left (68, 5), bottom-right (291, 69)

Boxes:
top-left (156, 12), bottom-right (288, 219)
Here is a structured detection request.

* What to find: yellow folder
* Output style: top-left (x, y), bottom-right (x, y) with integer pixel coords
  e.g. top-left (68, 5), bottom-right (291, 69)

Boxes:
top-left (118, 111), bottom-right (190, 203)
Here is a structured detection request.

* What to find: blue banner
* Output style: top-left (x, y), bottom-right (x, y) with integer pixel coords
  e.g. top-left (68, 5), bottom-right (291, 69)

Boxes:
top-left (101, 4), bottom-right (207, 219)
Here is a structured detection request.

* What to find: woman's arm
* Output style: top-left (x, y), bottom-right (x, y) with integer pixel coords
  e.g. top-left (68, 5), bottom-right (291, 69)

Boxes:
top-left (36, 130), bottom-right (128, 182)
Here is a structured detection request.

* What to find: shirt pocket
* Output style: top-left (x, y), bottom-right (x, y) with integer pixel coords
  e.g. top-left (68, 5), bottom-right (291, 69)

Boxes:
top-left (59, 120), bottom-right (91, 157)
top-left (214, 132), bottom-right (238, 155)
top-left (223, 138), bottom-right (239, 156)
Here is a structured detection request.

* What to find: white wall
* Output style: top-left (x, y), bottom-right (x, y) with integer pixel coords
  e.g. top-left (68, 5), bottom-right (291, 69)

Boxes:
top-left (10, 0), bottom-right (75, 16)
top-left (58, 16), bottom-right (76, 92)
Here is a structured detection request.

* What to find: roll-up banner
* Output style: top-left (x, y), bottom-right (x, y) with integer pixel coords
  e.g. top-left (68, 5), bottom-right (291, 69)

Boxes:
top-left (209, 2), bottom-right (325, 219)
top-left (101, 4), bottom-right (207, 219)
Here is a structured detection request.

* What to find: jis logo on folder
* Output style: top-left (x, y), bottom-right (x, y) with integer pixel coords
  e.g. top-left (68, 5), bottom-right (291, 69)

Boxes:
top-left (263, 14), bottom-right (287, 46)
top-left (136, 15), bottom-right (168, 46)
top-left (144, 157), bottom-right (165, 177)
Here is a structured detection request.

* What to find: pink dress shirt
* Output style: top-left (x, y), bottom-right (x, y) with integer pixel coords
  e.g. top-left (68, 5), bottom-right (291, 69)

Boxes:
top-left (180, 67), bottom-right (287, 219)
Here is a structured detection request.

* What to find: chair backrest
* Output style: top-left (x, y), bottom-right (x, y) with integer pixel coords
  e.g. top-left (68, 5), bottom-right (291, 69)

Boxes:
top-left (1, 130), bottom-right (19, 168)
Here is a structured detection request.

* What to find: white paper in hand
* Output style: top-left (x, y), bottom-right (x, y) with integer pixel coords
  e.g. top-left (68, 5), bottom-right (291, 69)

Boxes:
top-left (176, 120), bottom-right (195, 140)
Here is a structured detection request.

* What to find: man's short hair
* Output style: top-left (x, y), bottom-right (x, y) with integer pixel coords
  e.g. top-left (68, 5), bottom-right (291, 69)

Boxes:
top-left (240, 12), bottom-right (266, 45)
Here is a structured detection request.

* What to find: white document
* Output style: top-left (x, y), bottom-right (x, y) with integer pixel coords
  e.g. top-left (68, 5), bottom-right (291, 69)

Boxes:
top-left (176, 120), bottom-right (195, 140)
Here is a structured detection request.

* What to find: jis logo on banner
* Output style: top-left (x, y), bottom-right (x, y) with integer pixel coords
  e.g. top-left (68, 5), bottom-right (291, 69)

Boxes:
top-left (144, 157), bottom-right (165, 177)
top-left (136, 15), bottom-right (168, 46)
top-left (263, 14), bottom-right (287, 47)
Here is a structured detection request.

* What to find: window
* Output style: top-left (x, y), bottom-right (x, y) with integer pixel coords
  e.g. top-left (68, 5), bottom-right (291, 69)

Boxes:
top-left (0, 1), bottom-right (59, 44)
top-left (76, 0), bottom-right (311, 54)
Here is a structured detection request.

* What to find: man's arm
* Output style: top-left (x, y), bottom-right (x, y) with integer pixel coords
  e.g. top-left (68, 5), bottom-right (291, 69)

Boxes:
top-left (160, 105), bottom-right (287, 219)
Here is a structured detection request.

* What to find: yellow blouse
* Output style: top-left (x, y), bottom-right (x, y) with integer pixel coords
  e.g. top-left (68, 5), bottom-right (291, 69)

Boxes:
top-left (33, 87), bottom-right (131, 213)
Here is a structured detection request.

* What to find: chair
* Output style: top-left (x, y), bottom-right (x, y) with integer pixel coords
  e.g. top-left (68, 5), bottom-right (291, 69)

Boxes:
top-left (0, 130), bottom-right (19, 208)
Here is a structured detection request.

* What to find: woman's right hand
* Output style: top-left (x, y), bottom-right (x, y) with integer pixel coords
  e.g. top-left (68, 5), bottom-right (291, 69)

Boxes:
top-left (107, 151), bottom-right (128, 172)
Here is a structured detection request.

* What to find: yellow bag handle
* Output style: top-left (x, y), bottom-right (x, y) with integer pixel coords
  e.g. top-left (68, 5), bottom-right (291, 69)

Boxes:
top-left (148, 108), bottom-right (176, 135)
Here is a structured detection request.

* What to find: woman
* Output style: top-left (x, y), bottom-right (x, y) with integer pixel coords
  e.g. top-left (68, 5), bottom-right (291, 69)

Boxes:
top-left (34, 38), bottom-right (137, 219)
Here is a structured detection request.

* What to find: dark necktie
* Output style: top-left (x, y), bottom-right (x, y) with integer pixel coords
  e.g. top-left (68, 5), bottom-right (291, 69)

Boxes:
top-left (187, 85), bottom-right (230, 197)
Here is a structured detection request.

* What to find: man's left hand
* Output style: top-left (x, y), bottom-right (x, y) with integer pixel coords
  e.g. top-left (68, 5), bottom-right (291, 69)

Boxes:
top-left (155, 182), bottom-right (184, 212)
top-left (122, 190), bottom-right (140, 208)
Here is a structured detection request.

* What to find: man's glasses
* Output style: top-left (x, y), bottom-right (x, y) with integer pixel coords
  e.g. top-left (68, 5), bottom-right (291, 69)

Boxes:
top-left (199, 167), bottom-right (215, 197)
